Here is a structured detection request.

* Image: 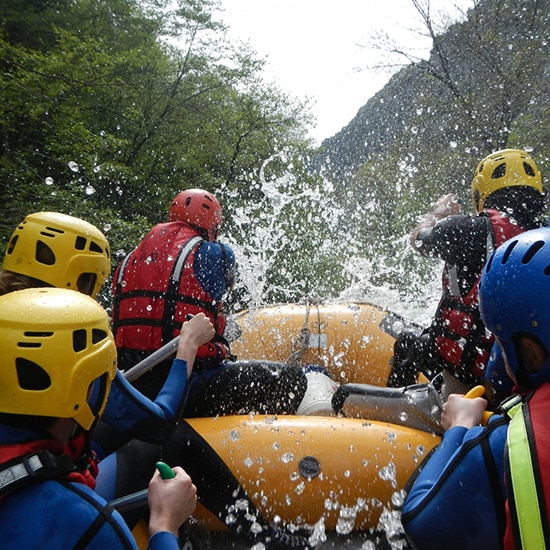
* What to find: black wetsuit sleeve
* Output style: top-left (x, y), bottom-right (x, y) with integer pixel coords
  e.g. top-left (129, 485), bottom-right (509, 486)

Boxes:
top-left (417, 214), bottom-right (489, 268)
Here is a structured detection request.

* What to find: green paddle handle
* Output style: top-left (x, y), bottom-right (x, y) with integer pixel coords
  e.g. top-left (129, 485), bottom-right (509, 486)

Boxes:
top-left (156, 461), bottom-right (176, 480)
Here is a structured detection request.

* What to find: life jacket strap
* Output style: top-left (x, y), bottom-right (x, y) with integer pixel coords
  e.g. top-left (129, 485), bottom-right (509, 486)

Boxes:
top-left (0, 450), bottom-right (76, 498)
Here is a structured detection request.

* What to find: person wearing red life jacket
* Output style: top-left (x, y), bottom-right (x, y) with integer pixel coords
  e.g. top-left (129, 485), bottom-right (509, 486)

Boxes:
top-left (111, 188), bottom-right (316, 418)
top-left (402, 226), bottom-right (550, 550)
top-left (388, 149), bottom-right (546, 401)
top-left (112, 188), bottom-right (233, 374)
top-left (0, 287), bottom-right (196, 550)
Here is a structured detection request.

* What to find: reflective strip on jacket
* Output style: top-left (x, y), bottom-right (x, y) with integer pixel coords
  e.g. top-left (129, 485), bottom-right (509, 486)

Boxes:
top-left (504, 384), bottom-right (550, 549)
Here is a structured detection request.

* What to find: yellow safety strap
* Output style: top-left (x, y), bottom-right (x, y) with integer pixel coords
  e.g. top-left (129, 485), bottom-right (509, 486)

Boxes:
top-left (506, 401), bottom-right (546, 549)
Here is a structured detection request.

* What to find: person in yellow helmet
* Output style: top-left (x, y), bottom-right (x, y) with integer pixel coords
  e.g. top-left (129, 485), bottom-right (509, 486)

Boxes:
top-left (1, 211), bottom-right (110, 298)
top-left (0, 211), bottom-right (312, 549)
top-left (388, 149), bottom-right (546, 401)
top-left (0, 287), bottom-right (197, 550)
top-left (0, 211), bottom-right (215, 451)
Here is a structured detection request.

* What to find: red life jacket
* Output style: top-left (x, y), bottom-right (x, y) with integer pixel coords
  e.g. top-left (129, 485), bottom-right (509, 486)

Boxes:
top-left (0, 431), bottom-right (97, 501)
top-left (434, 209), bottom-right (525, 383)
top-left (503, 384), bottom-right (550, 549)
top-left (111, 222), bottom-right (226, 356)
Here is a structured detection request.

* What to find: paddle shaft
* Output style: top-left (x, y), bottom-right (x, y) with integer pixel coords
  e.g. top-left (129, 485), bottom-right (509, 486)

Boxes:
top-left (109, 463), bottom-right (175, 512)
top-left (110, 488), bottom-right (148, 513)
top-left (122, 336), bottom-right (179, 383)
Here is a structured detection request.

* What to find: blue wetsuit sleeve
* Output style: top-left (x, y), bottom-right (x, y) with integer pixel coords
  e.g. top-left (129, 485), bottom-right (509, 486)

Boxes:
top-left (100, 359), bottom-right (189, 445)
top-left (402, 419), bottom-right (508, 550)
top-left (403, 425), bottom-right (469, 511)
top-left (194, 242), bottom-right (235, 301)
top-left (147, 531), bottom-right (180, 550)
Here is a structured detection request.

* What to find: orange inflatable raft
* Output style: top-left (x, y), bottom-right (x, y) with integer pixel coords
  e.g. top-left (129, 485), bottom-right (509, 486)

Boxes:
top-left (227, 301), bottom-right (420, 386)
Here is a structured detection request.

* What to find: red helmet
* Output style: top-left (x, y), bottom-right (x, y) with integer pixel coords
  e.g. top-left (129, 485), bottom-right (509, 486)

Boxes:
top-left (168, 189), bottom-right (222, 241)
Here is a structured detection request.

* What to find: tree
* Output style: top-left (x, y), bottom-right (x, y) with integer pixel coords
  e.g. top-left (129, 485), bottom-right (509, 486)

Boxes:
top-left (321, 0), bottom-right (549, 302)
top-left (0, 0), bottom-right (318, 303)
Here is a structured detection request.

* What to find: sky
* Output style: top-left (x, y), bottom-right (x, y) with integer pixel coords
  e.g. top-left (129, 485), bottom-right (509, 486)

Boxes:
top-left (218, 0), bottom-right (472, 144)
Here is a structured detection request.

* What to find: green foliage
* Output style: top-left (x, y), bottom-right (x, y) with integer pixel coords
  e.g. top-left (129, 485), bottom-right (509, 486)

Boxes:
top-left (0, 0), bottom-right (324, 308)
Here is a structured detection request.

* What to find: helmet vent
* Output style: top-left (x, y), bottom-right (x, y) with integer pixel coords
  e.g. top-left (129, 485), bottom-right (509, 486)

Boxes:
top-left (92, 328), bottom-right (108, 344)
top-left (522, 240), bottom-right (545, 264)
top-left (491, 163), bottom-right (506, 180)
top-left (73, 329), bottom-right (87, 352)
top-left (89, 241), bottom-right (104, 254)
top-left (16, 358), bottom-right (51, 390)
top-left (6, 235), bottom-right (18, 255)
top-left (75, 236), bottom-right (86, 250)
top-left (501, 240), bottom-right (518, 265)
top-left (35, 241), bottom-right (55, 266)
top-left (21, 331), bottom-right (53, 341)
top-left (523, 162), bottom-right (536, 177)
top-left (43, 226), bottom-right (64, 235)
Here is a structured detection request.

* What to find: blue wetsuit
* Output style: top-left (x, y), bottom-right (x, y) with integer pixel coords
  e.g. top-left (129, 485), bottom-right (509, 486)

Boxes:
top-left (402, 414), bottom-right (509, 549)
top-left (0, 424), bottom-right (179, 550)
top-left (92, 358), bottom-right (190, 460)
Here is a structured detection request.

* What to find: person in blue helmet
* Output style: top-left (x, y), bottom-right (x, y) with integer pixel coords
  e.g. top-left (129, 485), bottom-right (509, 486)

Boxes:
top-left (0, 287), bottom-right (197, 550)
top-left (402, 226), bottom-right (550, 549)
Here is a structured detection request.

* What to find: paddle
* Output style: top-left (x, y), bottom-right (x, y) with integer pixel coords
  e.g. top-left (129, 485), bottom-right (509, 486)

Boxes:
top-left (122, 336), bottom-right (180, 383)
top-left (464, 385), bottom-right (494, 425)
top-left (109, 462), bottom-right (175, 512)
top-left (122, 314), bottom-right (198, 382)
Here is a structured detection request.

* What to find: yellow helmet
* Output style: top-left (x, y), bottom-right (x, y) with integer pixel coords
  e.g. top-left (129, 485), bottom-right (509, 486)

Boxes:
top-left (2, 212), bottom-right (110, 298)
top-left (0, 288), bottom-right (117, 430)
top-left (471, 149), bottom-right (543, 212)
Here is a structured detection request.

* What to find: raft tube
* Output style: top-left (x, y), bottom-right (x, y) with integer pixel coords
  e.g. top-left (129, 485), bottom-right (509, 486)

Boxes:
top-left (184, 414), bottom-right (439, 532)
top-left (227, 302), bottom-right (420, 386)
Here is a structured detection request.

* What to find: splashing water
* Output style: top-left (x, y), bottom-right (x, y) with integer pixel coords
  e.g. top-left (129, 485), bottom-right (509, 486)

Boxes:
top-left (336, 505), bottom-right (358, 535)
top-left (376, 508), bottom-right (408, 549)
top-left (224, 156), bottom-right (439, 322)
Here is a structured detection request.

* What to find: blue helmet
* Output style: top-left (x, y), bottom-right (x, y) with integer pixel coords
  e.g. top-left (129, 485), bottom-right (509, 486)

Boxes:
top-left (479, 227), bottom-right (550, 389)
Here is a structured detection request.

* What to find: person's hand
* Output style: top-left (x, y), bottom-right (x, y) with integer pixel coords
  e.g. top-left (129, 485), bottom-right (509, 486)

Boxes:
top-left (441, 393), bottom-right (487, 430)
top-left (410, 193), bottom-right (461, 249)
top-left (176, 313), bottom-right (215, 375)
top-left (430, 193), bottom-right (461, 219)
top-left (177, 313), bottom-right (215, 352)
top-left (147, 466), bottom-right (197, 537)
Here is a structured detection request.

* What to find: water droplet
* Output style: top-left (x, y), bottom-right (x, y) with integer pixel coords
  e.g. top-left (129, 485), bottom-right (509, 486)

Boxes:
top-left (45, 177), bottom-right (54, 185)
top-left (391, 489), bottom-right (407, 507)
top-left (68, 161), bottom-right (79, 172)
top-left (335, 506), bottom-right (357, 535)
top-left (280, 452), bottom-right (294, 464)
top-left (85, 185), bottom-right (96, 195)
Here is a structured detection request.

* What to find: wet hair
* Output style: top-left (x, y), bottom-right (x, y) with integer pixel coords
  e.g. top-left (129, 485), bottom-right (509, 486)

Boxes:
top-left (0, 269), bottom-right (50, 296)
top-left (484, 186), bottom-right (546, 230)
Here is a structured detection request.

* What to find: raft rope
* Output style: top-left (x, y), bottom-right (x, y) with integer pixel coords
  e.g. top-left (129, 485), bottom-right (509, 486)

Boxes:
top-left (286, 301), bottom-right (312, 367)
